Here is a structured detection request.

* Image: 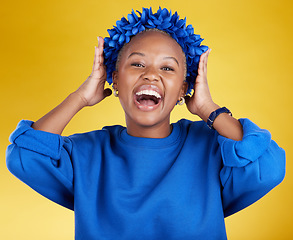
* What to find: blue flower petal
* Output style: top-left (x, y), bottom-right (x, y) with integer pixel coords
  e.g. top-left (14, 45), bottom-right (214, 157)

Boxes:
top-left (113, 34), bottom-right (120, 41)
top-left (188, 46), bottom-right (195, 56)
top-left (127, 14), bottom-right (135, 24)
top-left (139, 25), bottom-right (145, 31)
top-left (132, 27), bottom-right (139, 35)
top-left (194, 47), bottom-right (203, 55)
top-left (153, 19), bottom-right (162, 25)
top-left (109, 40), bottom-right (116, 48)
top-left (118, 34), bottom-right (125, 44)
top-left (104, 37), bottom-right (110, 44)
top-left (123, 25), bottom-right (134, 30)
top-left (125, 30), bottom-right (132, 36)
top-left (161, 8), bottom-right (169, 18)
top-left (131, 9), bottom-right (139, 21)
top-left (175, 28), bottom-right (187, 37)
top-left (105, 51), bottom-right (112, 58)
top-left (171, 11), bottom-right (179, 24)
top-left (192, 34), bottom-right (201, 41)
top-left (200, 45), bottom-right (209, 52)
top-left (147, 19), bottom-right (155, 27)
top-left (195, 55), bottom-right (200, 61)
top-left (114, 26), bottom-right (122, 34)
top-left (107, 29), bottom-right (116, 38)
top-left (159, 22), bottom-right (172, 29)
top-left (157, 6), bottom-right (162, 15)
top-left (186, 24), bottom-right (194, 34)
top-left (103, 7), bottom-right (208, 95)
top-left (149, 7), bottom-right (153, 15)
top-left (176, 18), bottom-right (186, 28)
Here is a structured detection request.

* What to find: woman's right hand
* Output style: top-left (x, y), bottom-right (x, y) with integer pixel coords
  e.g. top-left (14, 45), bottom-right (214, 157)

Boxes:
top-left (75, 36), bottom-right (112, 107)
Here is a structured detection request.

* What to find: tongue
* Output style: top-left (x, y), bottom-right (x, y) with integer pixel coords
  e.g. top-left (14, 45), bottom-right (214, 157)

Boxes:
top-left (139, 99), bottom-right (156, 106)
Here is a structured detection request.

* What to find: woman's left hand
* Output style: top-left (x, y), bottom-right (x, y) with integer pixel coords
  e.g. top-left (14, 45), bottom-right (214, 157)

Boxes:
top-left (185, 49), bottom-right (219, 122)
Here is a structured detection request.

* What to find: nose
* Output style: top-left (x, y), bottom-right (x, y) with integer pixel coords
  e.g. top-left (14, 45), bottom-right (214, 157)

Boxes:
top-left (142, 66), bottom-right (160, 82)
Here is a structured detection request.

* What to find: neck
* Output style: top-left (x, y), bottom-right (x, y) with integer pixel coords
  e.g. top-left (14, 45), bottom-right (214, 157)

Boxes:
top-left (126, 118), bottom-right (173, 138)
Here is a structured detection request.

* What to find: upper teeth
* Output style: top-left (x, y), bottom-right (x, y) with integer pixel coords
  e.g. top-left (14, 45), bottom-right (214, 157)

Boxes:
top-left (136, 90), bottom-right (161, 99)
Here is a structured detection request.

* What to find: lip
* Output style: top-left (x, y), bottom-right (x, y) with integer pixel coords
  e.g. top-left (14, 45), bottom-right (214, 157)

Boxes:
top-left (133, 84), bottom-right (164, 111)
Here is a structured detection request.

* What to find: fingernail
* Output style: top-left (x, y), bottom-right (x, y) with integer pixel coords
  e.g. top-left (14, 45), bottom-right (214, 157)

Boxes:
top-left (97, 36), bottom-right (99, 46)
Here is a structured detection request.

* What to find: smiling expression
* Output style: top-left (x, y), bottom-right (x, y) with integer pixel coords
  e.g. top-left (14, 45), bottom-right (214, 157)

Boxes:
top-left (112, 30), bottom-right (187, 137)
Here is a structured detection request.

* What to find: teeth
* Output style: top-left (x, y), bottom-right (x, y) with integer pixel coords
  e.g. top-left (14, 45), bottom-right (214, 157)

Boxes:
top-left (136, 89), bottom-right (161, 99)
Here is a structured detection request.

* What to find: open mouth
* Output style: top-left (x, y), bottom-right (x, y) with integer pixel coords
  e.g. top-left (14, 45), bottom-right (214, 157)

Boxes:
top-left (134, 86), bottom-right (163, 110)
top-left (135, 89), bottom-right (162, 105)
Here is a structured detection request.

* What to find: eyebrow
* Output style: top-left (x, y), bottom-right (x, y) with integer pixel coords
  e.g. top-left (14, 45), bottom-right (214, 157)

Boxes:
top-left (163, 56), bottom-right (179, 66)
top-left (127, 52), bottom-right (145, 58)
top-left (128, 52), bottom-right (179, 66)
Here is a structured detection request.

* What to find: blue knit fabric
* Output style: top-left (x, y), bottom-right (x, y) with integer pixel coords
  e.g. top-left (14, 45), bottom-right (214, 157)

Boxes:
top-left (6, 119), bottom-right (285, 239)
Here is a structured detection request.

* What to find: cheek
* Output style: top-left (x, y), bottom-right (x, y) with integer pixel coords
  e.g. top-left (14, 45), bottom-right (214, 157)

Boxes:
top-left (166, 76), bottom-right (185, 93)
top-left (163, 84), bottom-right (182, 107)
top-left (117, 66), bottom-right (138, 83)
top-left (117, 75), bottom-right (135, 104)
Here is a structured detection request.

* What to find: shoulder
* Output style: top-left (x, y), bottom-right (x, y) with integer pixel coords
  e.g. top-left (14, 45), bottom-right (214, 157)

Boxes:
top-left (172, 119), bottom-right (219, 148)
top-left (175, 118), bottom-right (217, 137)
top-left (65, 125), bottom-right (125, 148)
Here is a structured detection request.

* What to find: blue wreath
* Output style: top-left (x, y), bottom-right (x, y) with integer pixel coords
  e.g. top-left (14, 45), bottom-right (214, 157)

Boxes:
top-left (103, 7), bottom-right (209, 95)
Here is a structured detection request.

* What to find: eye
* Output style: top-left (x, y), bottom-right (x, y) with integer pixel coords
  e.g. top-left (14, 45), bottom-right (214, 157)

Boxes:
top-left (161, 66), bottom-right (174, 71)
top-left (131, 63), bottom-right (145, 68)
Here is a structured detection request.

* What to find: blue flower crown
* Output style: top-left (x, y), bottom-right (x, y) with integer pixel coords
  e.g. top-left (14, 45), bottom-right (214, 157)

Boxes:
top-left (103, 7), bottom-right (209, 95)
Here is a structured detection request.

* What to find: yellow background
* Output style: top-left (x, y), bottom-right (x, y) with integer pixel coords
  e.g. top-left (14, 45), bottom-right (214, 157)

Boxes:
top-left (1, 0), bottom-right (292, 239)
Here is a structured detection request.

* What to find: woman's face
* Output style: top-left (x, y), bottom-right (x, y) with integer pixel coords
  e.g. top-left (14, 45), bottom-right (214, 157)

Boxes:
top-left (113, 30), bottom-right (187, 136)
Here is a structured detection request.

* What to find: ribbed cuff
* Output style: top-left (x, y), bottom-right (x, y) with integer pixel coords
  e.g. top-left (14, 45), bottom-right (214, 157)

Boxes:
top-left (9, 120), bottom-right (64, 160)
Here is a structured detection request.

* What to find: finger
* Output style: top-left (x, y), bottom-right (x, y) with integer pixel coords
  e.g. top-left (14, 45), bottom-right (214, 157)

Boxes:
top-left (97, 36), bottom-right (105, 64)
top-left (198, 51), bottom-right (206, 76)
top-left (92, 53), bottom-right (106, 77)
top-left (92, 63), bottom-right (106, 79)
top-left (92, 46), bottom-right (100, 72)
top-left (97, 36), bottom-right (104, 51)
top-left (94, 37), bottom-right (104, 66)
top-left (201, 49), bottom-right (208, 73)
top-left (92, 46), bottom-right (97, 70)
top-left (203, 49), bottom-right (211, 73)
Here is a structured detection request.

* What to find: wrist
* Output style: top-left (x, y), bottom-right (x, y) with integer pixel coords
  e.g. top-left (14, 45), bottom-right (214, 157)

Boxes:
top-left (69, 92), bottom-right (88, 110)
top-left (198, 102), bottom-right (220, 122)
top-left (207, 107), bottom-right (232, 129)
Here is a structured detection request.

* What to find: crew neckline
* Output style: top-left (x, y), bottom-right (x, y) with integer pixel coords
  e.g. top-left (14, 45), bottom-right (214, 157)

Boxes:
top-left (118, 121), bottom-right (183, 149)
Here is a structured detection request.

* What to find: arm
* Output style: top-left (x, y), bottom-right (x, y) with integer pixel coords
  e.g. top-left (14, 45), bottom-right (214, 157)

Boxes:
top-left (218, 118), bottom-right (286, 217)
top-left (186, 50), bottom-right (285, 216)
top-left (185, 49), bottom-right (243, 141)
top-left (6, 37), bottom-right (110, 209)
top-left (6, 122), bottom-right (75, 209)
top-left (32, 37), bottom-right (111, 135)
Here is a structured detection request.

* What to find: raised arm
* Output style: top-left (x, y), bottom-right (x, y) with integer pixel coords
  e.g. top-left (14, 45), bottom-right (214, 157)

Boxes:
top-left (185, 49), bottom-right (243, 141)
top-left (32, 37), bottom-right (112, 135)
top-left (6, 37), bottom-right (111, 209)
top-left (185, 50), bottom-right (285, 216)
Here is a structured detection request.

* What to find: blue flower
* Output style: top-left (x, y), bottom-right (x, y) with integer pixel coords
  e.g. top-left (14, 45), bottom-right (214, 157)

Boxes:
top-left (103, 7), bottom-right (208, 95)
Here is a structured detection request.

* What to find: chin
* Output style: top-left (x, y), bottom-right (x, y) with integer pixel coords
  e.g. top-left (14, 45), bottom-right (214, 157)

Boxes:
top-left (126, 110), bottom-right (170, 129)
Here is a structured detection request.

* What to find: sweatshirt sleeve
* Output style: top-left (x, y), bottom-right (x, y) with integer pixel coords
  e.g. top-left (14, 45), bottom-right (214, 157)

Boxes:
top-left (6, 120), bottom-right (74, 210)
top-left (218, 118), bottom-right (286, 217)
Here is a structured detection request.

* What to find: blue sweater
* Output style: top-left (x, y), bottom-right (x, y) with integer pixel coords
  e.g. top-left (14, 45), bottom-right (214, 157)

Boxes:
top-left (6, 118), bottom-right (285, 239)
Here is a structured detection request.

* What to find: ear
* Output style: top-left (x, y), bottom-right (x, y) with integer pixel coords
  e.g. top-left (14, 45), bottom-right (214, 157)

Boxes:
top-left (112, 71), bottom-right (118, 90)
top-left (179, 81), bottom-right (188, 99)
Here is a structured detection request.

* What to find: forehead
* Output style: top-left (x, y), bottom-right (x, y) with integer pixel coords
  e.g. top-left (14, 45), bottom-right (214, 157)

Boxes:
top-left (121, 31), bottom-right (185, 61)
